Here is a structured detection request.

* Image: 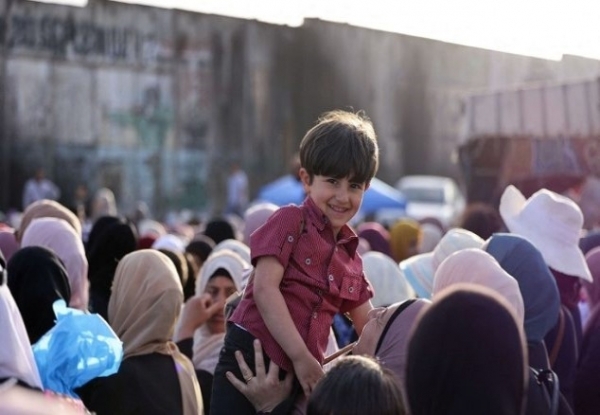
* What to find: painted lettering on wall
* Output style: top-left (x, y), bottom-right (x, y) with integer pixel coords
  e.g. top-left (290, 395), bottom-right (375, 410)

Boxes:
top-left (0, 14), bottom-right (165, 61)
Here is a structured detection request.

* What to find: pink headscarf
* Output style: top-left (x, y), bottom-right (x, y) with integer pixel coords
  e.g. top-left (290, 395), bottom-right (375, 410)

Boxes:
top-left (20, 217), bottom-right (89, 310)
top-left (0, 230), bottom-right (19, 261)
top-left (243, 203), bottom-right (279, 245)
top-left (433, 248), bottom-right (525, 324)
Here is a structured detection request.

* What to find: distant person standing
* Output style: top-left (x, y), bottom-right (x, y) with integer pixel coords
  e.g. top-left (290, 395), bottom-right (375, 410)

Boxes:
top-left (225, 162), bottom-right (249, 217)
top-left (22, 168), bottom-right (60, 210)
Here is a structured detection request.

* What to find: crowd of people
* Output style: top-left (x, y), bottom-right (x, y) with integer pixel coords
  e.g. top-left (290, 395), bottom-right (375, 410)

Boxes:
top-left (1, 109), bottom-right (599, 415)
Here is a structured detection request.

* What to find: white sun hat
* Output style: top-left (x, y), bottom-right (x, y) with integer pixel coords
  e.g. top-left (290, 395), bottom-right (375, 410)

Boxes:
top-left (499, 185), bottom-right (592, 282)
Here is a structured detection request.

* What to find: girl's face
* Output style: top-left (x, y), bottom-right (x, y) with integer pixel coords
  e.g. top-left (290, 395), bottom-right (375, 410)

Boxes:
top-left (205, 275), bottom-right (237, 334)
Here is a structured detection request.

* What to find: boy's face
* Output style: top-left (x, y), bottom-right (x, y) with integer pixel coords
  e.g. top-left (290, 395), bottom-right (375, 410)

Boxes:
top-left (299, 168), bottom-right (368, 235)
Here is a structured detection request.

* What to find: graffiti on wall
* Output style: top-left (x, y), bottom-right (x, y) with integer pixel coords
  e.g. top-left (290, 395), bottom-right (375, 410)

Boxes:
top-left (0, 14), bottom-right (166, 61)
top-left (110, 86), bottom-right (173, 149)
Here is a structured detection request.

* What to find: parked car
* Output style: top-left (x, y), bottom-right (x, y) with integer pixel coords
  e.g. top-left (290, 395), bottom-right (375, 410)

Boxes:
top-left (395, 175), bottom-right (466, 229)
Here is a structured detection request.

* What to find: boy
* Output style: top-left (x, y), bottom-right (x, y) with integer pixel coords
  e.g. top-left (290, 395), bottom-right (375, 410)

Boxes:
top-left (210, 110), bottom-right (378, 414)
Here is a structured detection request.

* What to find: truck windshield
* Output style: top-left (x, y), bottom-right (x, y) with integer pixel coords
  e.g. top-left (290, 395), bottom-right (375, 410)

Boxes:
top-left (403, 188), bottom-right (445, 204)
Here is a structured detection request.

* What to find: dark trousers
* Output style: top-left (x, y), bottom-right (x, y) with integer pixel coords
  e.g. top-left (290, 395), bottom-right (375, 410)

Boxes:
top-left (210, 324), bottom-right (300, 415)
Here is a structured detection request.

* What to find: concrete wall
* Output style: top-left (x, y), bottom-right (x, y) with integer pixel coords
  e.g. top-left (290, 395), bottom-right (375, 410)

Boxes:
top-left (1, 0), bottom-right (600, 217)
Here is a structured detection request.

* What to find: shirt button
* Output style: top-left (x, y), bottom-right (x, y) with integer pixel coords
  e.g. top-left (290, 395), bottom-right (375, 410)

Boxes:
top-left (312, 312), bottom-right (317, 319)
top-left (328, 274), bottom-right (334, 281)
top-left (348, 286), bottom-right (354, 293)
top-left (316, 289), bottom-right (322, 295)
top-left (287, 235), bottom-right (294, 243)
top-left (305, 258), bottom-right (311, 265)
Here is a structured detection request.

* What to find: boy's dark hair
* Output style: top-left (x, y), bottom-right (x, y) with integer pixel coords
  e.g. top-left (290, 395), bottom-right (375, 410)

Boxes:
top-left (307, 355), bottom-right (406, 415)
top-left (299, 110), bottom-right (379, 184)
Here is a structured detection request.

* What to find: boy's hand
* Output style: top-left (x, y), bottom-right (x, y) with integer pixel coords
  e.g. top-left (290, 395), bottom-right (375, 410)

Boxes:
top-left (292, 352), bottom-right (324, 397)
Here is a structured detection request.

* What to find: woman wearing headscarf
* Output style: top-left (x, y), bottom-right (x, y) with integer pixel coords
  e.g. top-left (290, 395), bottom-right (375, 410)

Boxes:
top-left (0, 255), bottom-right (43, 389)
top-left (418, 223), bottom-right (443, 254)
top-left (0, 230), bottom-right (19, 261)
top-left (362, 251), bottom-right (415, 308)
top-left (432, 248), bottom-right (525, 323)
top-left (203, 218), bottom-right (236, 245)
top-left (20, 217), bottom-right (89, 310)
top-left (243, 202), bottom-right (279, 246)
top-left (85, 216), bottom-right (120, 253)
top-left (76, 250), bottom-right (203, 415)
top-left (16, 199), bottom-right (82, 243)
top-left (158, 249), bottom-right (194, 302)
top-left (86, 216), bottom-right (138, 320)
top-left (185, 235), bottom-right (215, 277)
top-left (389, 219), bottom-right (421, 263)
top-left (7, 246), bottom-right (71, 344)
top-left (405, 284), bottom-right (528, 415)
top-left (574, 247), bottom-right (600, 415)
top-left (90, 188), bottom-right (117, 222)
top-left (357, 222), bottom-right (392, 258)
top-left (353, 298), bottom-right (430, 399)
top-left (178, 249), bottom-right (247, 414)
top-left (333, 249), bottom-right (416, 348)
top-left (485, 234), bottom-right (573, 415)
top-left (0, 264), bottom-right (88, 414)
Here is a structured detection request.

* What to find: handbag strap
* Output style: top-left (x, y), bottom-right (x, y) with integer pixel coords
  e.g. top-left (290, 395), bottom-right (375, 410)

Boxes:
top-left (549, 306), bottom-right (565, 367)
top-left (533, 368), bottom-right (560, 415)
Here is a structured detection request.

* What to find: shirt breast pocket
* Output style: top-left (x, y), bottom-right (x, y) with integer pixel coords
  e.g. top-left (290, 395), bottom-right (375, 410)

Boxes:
top-left (339, 272), bottom-right (362, 301)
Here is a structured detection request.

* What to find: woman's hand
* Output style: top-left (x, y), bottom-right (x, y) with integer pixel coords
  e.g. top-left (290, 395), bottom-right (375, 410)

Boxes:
top-left (173, 293), bottom-right (225, 341)
top-left (226, 339), bottom-right (293, 413)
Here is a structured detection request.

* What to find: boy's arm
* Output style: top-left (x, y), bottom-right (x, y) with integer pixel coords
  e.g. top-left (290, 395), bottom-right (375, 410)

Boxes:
top-left (347, 300), bottom-right (373, 336)
top-left (253, 256), bottom-right (323, 396)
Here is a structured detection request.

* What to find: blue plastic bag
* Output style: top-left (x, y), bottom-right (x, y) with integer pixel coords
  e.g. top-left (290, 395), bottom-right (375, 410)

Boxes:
top-left (32, 300), bottom-right (123, 397)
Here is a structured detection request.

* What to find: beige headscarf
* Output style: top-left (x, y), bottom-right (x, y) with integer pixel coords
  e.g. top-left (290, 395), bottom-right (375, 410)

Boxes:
top-left (17, 199), bottom-right (82, 243)
top-left (192, 249), bottom-right (248, 373)
top-left (109, 250), bottom-right (203, 415)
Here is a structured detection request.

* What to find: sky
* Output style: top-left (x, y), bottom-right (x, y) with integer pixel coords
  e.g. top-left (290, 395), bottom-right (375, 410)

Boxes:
top-left (36, 0), bottom-right (600, 61)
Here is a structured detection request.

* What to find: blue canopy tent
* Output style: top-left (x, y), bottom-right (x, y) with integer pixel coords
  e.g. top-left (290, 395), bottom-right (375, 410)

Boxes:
top-left (256, 175), bottom-right (407, 215)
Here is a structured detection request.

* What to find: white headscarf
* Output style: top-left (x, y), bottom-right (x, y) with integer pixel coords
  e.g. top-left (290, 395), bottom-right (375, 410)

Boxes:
top-left (192, 250), bottom-right (248, 373)
top-left (210, 239), bottom-right (251, 270)
top-left (362, 252), bottom-right (415, 307)
top-left (0, 284), bottom-right (43, 389)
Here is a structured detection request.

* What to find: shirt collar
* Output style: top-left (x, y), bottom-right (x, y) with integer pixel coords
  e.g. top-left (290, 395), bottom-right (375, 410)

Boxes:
top-left (302, 197), bottom-right (359, 257)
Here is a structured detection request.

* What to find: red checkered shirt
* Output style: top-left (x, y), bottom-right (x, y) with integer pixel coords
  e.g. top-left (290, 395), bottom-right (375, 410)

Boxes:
top-left (230, 197), bottom-right (373, 372)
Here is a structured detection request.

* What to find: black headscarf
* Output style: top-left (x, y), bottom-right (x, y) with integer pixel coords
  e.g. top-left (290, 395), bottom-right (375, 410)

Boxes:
top-left (406, 284), bottom-right (528, 415)
top-left (86, 216), bottom-right (138, 320)
top-left (203, 218), bottom-right (235, 244)
top-left (7, 246), bottom-right (71, 344)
